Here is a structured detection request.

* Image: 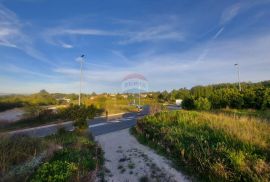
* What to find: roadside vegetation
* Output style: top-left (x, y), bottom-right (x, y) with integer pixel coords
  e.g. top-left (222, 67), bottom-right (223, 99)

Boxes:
top-left (133, 110), bottom-right (270, 181)
top-left (0, 104), bottom-right (104, 182)
top-left (0, 104), bottom-right (103, 132)
top-left (0, 90), bottom-right (58, 112)
top-left (83, 94), bottom-right (156, 114)
top-left (0, 129), bottom-right (103, 181)
top-left (211, 108), bottom-right (270, 121)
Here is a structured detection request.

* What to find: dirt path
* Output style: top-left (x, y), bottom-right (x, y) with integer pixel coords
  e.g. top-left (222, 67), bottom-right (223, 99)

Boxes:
top-left (95, 128), bottom-right (189, 182)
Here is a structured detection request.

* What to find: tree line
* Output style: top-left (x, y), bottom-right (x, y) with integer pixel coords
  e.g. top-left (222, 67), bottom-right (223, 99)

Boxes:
top-left (154, 80), bottom-right (270, 110)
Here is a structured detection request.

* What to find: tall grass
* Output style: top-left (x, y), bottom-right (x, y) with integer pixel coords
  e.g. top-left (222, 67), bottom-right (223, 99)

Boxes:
top-left (0, 129), bottom-right (102, 181)
top-left (134, 110), bottom-right (270, 181)
top-left (0, 135), bottom-right (46, 174)
top-left (212, 108), bottom-right (270, 122)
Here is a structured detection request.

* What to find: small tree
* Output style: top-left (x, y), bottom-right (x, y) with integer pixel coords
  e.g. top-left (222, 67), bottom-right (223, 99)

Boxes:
top-left (60, 104), bottom-right (103, 130)
top-left (194, 97), bottom-right (211, 111)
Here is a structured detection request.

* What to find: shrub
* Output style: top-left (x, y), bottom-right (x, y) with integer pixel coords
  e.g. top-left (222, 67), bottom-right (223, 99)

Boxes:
top-left (31, 161), bottom-right (78, 182)
top-left (262, 88), bottom-right (270, 109)
top-left (60, 104), bottom-right (103, 130)
top-left (51, 148), bottom-right (96, 172)
top-left (194, 97), bottom-right (211, 110)
top-left (181, 96), bottom-right (195, 110)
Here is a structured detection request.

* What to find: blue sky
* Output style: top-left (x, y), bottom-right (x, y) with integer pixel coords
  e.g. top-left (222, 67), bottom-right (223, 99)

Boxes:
top-left (0, 0), bottom-right (270, 94)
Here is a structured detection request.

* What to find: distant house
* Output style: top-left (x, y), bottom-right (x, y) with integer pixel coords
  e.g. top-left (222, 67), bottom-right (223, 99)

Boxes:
top-left (122, 94), bottom-right (128, 98)
top-left (63, 98), bottom-right (71, 103)
top-left (56, 98), bottom-right (71, 103)
top-left (140, 94), bottom-right (148, 98)
top-left (175, 99), bottom-right (183, 106)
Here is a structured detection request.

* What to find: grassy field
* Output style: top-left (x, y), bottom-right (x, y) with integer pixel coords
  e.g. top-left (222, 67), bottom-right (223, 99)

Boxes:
top-left (211, 108), bottom-right (270, 121)
top-left (0, 129), bottom-right (103, 181)
top-left (133, 110), bottom-right (270, 181)
top-left (83, 95), bottom-right (157, 114)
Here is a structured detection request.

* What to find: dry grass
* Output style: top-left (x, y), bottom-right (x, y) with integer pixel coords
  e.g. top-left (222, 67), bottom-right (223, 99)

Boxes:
top-left (135, 110), bottom-right (270, 181)
top-left (195, 111), bottom-right (270, 149)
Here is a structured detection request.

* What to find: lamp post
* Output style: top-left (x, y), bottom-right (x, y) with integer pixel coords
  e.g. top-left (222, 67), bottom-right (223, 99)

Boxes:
top-left (76, 54), bottom-right (85, 106)
top-left (234, 63), bottom-right (241, 91)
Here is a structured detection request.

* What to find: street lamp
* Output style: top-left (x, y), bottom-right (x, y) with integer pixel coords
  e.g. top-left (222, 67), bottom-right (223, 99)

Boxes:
top-left (234, 63), bottom-right (241, 91)
top-left (76, 54), bottom-right (85, 106)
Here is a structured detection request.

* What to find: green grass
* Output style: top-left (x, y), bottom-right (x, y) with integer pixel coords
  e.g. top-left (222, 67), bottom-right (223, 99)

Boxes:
top-left (133, 110), bottom-right (270, 181)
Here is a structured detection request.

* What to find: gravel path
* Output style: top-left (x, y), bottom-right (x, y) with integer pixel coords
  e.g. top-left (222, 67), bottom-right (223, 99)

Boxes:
top-left (95, 128), bottom-right (189, 182)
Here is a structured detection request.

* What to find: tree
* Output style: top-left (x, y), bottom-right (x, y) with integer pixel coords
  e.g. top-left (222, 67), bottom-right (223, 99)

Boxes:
top-left (194, 97), bottom-right (211, 110)
top-left (39, 89), bottom-right (49, 95)
top-left (262, 88), bottom-right (270, 109)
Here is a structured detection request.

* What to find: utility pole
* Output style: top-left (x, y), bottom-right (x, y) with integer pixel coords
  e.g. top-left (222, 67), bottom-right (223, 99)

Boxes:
top-left (234, 63), bottom-right (241, 91)
top-left (77, 54), bottom-right (85, 106)
top-left (139, 80), bottom-right (141, 106)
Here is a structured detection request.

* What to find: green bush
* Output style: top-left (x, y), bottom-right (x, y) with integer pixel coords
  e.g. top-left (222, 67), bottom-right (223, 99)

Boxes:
top-left (60, 104), bottom-right (103, 129)
top-left (262, 88), bottom-right (270, 109)
top-left (51, 148), bottom-right (96, 171)
top-left (194, 97), bottom-right (211, 110)
top-left (181, 96), bottom-right (195, 110)
top-left (31, 161), bottom-right (78, 182)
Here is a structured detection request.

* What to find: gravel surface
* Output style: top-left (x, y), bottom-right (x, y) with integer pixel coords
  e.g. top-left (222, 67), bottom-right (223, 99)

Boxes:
top-left (95, 128), bottom-right (189, 182)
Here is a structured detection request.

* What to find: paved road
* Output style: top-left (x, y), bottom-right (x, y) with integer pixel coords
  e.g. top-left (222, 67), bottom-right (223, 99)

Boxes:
top-left (90, 113), bottom-right (138, 136)
top-left (90, 106), bottom-right (149, 136)
top-left (4, 106), bottom-right (150, 138)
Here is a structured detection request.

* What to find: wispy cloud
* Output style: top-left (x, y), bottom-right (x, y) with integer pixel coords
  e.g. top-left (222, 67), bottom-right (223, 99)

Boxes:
top-left (59, 41), bottom-right (73, 48)
top-left (220, 1), bottom-right (270, 26)
top-left (52, 32), bottom-right (270, 92)
top-left (43, 27), bottom-right (119, 48)
top-left (0, 4), bottom-right (21, 47)
top-left (0, 4), bottom-right (52, 64)
top-left (118, 25), bottom-right (185, 45)
top-left (46, 28), bottom-right (118, 36)
top-left (44, 23), bottom-right (185, 47)
top-left (0, 64), bottom-right (55, 78)
top-left (220, 3), bottom-right (242, 25)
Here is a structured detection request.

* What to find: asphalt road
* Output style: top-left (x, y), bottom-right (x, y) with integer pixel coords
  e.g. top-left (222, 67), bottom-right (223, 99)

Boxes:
top-left (4, 106), bottom-right (150, 138)
top-left (90, 106), bottom-right (149, 136)
top-left (89, 113), bottom-right (138, 136)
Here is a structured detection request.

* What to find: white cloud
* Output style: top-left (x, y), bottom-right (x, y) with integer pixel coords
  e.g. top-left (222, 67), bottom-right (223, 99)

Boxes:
top-left (0, 64), bottom-right (54, 78)
top-left (118, 25), bottom-right (185, 45)
top-left (59, 42), bottom-right (73, 48)
top-left (2, 31), bottom-right (270, 94)
top-left (220, 3), bottom-right (242, 25)
top-left (0, 4), bottom-right (52, 64)
top-left (44, 23), bottom-right (185, 47)
top-left (52, 33), bottom-right (270, 92)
